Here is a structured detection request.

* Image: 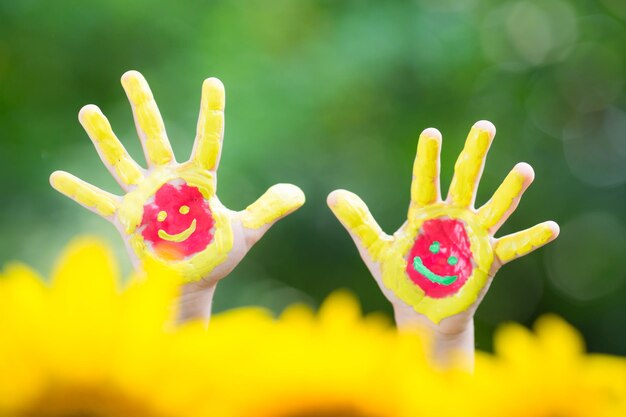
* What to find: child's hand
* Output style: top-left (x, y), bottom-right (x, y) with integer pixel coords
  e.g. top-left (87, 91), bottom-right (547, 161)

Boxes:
top-left (328, 121), bottom-right (558, 364)
top-left (51, 71), bottom-right (304, 318)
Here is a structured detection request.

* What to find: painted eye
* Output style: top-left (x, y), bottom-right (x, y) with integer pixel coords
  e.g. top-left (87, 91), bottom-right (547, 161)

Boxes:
top-left (447, 256), bottom-right (458, 266)
top-left (429, 241), bottom-right (440, 254)
top-left (157, 211), bottom-right (167, 222)
top-left (179, 205), bottom-right (190, 215)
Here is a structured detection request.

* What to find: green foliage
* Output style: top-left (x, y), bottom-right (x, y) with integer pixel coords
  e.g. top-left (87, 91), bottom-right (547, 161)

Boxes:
top-left (1, 0), bottom-right (625, 353)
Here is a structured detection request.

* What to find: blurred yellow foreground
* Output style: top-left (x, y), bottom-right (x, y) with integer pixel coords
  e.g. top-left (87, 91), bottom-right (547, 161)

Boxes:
top-left (0, 238), bottom-right (624, 417)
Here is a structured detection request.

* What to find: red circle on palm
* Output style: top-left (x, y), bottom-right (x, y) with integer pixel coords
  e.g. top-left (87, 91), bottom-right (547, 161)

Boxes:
top-left (140, 183), bottom-right (215, 260)
top-left (406, 218), bottom-right (474, 298)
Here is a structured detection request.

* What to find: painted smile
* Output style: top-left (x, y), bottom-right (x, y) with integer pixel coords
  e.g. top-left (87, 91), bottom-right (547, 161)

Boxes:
top-left (158, 219), bottom-right (197, 243)
top-left (413, 256), bottom-right (458, 286)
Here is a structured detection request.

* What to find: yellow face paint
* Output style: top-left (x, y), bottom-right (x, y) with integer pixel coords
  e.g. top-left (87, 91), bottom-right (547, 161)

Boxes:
top-left (50, 172), bottom-right (118, 217)
top-left (116, 165), bottom-right (233, 282)
top-left (50, 70), bottom-right (304, 284)
top-left (191, 78), bottom-right (225, 171)
top-left (381, 205), bottom-right (494, 323)
top-left (447, 124), bottom-right (494, 207)
top-left (329, 191), bottom-right (391, 263)
top-left (121, 71), bottom-right (174, 166)
top-left (79, 105), bottom-right (144, 186)
top-left (494, 222), bottom-right (556, 263)
top-left (128, 195), bottom-right (233, 282)
top-left (409, 129), bottom-right (440, 212)
top-left (241, 184), bottom-right (306, 229)
top-left (329, 121), bottom-right (558, 324)
top-left (477, 168), bottom-right (525, 230)
top-left (116, 165), bottom-right (216, 235)
top-left (158, 219), bottom-right (197, 242)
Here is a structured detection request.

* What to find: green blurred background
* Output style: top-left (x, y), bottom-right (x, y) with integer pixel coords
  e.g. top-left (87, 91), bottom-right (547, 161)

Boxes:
top-left (1, 0), bottom-right (625, 354)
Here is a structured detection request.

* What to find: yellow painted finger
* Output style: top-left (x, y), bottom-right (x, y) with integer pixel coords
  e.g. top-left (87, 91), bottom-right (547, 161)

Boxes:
top-left (494, 221), bottom-right (559, 264)
top-left (191, 77), bottom-right (225, 171)
top-left (78, 105), bottom-right (144, 188)
top-left (50, 171), bottom-right (119, 218)
top-left (477, 162), bottom-right (534, 232)
top-left (447, 120), bottom-right (496, 208)
top-left (240, 184), bottom-right (305, 229)
top-left (409, 128), bottom-right (441, 218)
top-left (327, 190), bottom-right (392, 263)
top-left (121, 70), bottom-right (174, 166)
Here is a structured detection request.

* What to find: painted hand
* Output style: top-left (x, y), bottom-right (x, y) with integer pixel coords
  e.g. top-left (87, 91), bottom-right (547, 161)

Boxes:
top-left (51, 71), bottom-right (305, 287)
top-left (328, 121), bottom-right (559, 331)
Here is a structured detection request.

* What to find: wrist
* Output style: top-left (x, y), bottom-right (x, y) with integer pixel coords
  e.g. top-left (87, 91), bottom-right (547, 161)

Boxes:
top-left (393, 302), bottom-right (472, 335)
top-left (392, 302), bottom-right (474, 370)
top-left (177, 281), bottom-right (217, 323)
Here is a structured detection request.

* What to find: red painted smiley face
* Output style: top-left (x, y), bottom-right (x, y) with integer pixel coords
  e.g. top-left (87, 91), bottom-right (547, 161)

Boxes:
top-left (406, 218), bottom-right (474, 298)
top-left (140, 182), bottom-right (215, 260)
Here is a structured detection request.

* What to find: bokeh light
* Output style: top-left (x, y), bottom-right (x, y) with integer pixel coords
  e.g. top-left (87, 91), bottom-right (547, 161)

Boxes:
top-left (546, 212), bottom-right (626, 302)
top-left (1, 0), bottom-right (626, 355)
top-left (481, 0), bottom-right (577, 69)
top-left (562, 108), bottom-right (626, 187)
top-left (556, 42), bottom-right (623, 113)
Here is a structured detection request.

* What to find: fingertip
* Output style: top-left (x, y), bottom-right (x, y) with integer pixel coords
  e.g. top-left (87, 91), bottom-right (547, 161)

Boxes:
top-left (420, 127), bottom-right (442, 141)
top-left (327, 189), bottom-right (341, 207)
top-left (121, 69), bottom-right (143, 84)
top-left (202, 77), bottom-right (226, 110)
top-left (203, 77), bottom-right (225, 91)
top-left (546, 220), bottom-right (560, 238)
top-left (327, 189), bottom-right (351, 209)
top-left (49, 170), bottom-right (65, 189)
top-left (240, 183), bottom-right (305, 231)
top-left (78, 104), bottom-right (103, 125)
top-left (514, 162), bottom-right (535, 183)
top-left (473, 120), bottom-right (496, 139)
top-left (121, 70), bottom-right (150, 102)
top-left (270, 183), bottom-right (305, 208)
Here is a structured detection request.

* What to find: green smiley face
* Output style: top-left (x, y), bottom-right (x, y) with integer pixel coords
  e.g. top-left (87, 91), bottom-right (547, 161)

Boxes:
top-left (411, 240), bottom-right (461, 286)
top-left (428, 241), bottom-right (458, 265)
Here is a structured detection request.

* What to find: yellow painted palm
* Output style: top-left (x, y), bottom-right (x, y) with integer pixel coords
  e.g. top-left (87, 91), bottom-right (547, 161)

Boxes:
top-left (50, 71), bottom-right (304, 286)
top-left (328, 121), bottom-right (559, 326)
